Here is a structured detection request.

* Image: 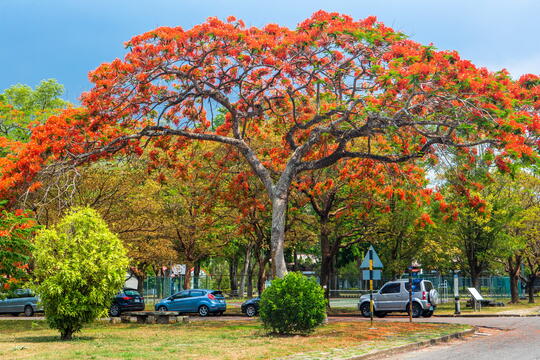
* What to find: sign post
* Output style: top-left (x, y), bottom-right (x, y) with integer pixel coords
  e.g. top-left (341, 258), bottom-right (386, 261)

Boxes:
top-left (407, 263), bottom-right (421, 323)
top-left (360, 246), bottom-right (383, 328)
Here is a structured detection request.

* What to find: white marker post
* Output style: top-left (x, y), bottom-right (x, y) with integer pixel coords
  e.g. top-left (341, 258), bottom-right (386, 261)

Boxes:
top-left (454, 271), bottom-right (460, 315)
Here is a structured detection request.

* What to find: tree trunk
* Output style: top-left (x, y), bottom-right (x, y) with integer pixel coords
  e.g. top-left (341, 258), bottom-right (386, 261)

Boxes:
top-left (257, 253), bottom-right (270, 295)
top-left (60, 326), bottom-right (74, 340)
top-left (468, 260), bottom-right (482, 289)
top-left (239, 245), bottom-right (252, 298)
top-left (319, 223), bottom-right (332, 300)
top-left (135, 273), bottom-right (145, 295)
top-left (247, 262), bottom-right (254, 298)
top-left (507, 255), bottom-right (522, 304)
top-left (527, 274), bottom-right (537, 304)
top-left (193, 262), bottom-right (201, 289)
top-left (183, 263), bottom-right (192, 290)
top-left (270, 192), bottom-right (289, 278)
top-left (229, 256), bottom-right (239, 296)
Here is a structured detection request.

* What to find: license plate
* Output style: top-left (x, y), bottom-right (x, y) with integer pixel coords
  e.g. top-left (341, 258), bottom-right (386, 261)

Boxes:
top-left (134, 299), bottom-right (141, 303)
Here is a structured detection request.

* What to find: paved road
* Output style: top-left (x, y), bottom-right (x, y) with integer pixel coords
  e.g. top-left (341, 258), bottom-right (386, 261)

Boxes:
top-left (380, 316), bottom-right (540, 360)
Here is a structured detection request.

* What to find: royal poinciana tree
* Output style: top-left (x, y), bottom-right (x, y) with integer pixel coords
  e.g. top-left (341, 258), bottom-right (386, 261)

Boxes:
top-left (1, 11), bottom-right (539, 278)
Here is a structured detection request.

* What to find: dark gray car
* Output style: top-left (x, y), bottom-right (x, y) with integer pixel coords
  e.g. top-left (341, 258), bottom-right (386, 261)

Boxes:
top-left (358, 279), bottom-right (439, 318)
top-left (0, 289), bottom-right (42, 316)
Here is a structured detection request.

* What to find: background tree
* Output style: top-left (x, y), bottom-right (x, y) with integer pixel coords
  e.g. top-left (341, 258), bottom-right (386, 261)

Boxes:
top-left (0, 79), bottom-right (67, 141)
top-left (0, 206), bottom-right (37, 293)
top-left (33, 207), bottom-right (128, 340)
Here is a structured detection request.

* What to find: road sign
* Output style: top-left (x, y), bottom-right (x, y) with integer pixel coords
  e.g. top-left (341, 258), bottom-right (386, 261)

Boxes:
top-left (360, 246), bottom-right (383, 268)
top-left (362, 269), bottom-right (382, 280)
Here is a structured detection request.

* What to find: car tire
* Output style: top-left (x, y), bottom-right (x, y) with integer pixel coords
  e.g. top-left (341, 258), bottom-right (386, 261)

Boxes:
top-left (109, 304), bottom-right (121, 317)
top-left (408, 302), bottom-right (422, 318)
top-left (23, 305), bottom-right (34, 317)
top-left (198, 305), bottom-right (209, 317)
top-left (245, 305), bottom-right (257, 317)
top-left (360, 302), bottom-right (371, 318)
top-left (422, 309), bottom-right (434, 317)
top-left (157, 305), bottom-right (168, 312)
top-left (374, 311), bottom-right (387, 318)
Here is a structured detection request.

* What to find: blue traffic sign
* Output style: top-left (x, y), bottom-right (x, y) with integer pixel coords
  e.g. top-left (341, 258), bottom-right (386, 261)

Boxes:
top-left (362, 269), bottom-right (382, 280)
top-left (360, 245), bottom-right (384, 268)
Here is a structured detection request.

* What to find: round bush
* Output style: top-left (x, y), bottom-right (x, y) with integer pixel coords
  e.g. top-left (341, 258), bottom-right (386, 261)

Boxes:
top-left (259, 272), bottom-right (326, 334)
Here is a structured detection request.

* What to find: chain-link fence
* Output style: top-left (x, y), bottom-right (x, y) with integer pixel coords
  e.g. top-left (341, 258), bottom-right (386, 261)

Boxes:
top-left (140, 273), bottom-right (526, 305)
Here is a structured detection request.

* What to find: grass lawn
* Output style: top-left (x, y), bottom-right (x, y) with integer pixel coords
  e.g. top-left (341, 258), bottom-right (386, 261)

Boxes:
top-left (0, 319), bottom-right (470, 360)
top-left (435, 298), bottom-right (540, 315)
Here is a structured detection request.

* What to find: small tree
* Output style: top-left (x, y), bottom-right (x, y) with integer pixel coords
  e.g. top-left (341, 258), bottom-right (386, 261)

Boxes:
top-left (33, 207), bottom-right (128, 340)
top-left (259, 272), bottom-right (326, 334)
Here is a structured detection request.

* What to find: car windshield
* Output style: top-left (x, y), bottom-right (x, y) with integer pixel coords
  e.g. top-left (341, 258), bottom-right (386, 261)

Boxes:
top-left (123, 290), bottom-right (140, 297)
top-left (211, 291), bottom-right (224, 298)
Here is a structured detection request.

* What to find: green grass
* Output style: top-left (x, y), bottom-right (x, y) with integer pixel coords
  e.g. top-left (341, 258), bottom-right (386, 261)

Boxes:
top-left (0, 319), bottom-right (470, 359)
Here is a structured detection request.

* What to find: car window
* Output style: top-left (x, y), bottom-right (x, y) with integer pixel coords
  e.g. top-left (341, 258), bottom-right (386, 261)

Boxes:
top-left (172, 291), bottom-right (190, 299)
top-left (14, 289), bottom-right (33, 298)
top-left (380, 283), bottom-right (401, 294)
top-left (124, 290), bottom-right (140, 297)
top-left (190, 290), bottom-right (205, 297)
top-left (424, 281), bottom-right (433, 291)
top-left (404, 282), bottom-right (421, 292)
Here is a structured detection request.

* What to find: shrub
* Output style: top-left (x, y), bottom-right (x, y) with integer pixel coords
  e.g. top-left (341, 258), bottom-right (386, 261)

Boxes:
top-left (259, 272), bottom-right (326, 334)
top-left (33, 207), bottom-right (128, 340)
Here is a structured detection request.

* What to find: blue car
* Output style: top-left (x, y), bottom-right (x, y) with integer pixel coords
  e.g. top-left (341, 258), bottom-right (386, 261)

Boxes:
top-left (155, 289), bottom-right (226, 317)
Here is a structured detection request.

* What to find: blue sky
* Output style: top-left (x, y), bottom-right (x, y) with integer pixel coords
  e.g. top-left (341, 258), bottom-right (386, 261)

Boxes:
top-left (1, 0), bottom-right (539, 103)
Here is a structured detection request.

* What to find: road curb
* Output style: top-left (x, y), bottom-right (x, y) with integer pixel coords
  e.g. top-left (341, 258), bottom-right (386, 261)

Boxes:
top-left (344, 327), bottom-right (477, 360)
top-left (435, 314), bottom-right (540, 318)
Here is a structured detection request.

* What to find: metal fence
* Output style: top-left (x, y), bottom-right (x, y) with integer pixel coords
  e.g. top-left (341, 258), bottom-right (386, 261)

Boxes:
top-left (329, 274), bottom-right (526, 301)
top-left (140, 273), bottom-right (526, 305)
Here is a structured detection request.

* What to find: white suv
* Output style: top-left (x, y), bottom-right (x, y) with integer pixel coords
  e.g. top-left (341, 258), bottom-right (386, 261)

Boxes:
top-left (358, 279), bottom-right (439, 318)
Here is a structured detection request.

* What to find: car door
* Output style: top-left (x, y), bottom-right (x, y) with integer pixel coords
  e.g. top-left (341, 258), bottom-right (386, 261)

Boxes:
top-left (168, 291), bottom-right (190, 311)
top-left (0, 297), bottom-right (12, 313)
top-left (10, 289), bottom-right (27, 313)
top-left (377, 283), bottom-right (401, 310)
top-left (187, 290), bottom-right (206, 312)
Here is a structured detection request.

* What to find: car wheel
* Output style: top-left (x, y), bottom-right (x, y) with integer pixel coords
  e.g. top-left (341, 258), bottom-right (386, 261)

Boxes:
top-left (422, 309), bottom-right (434, 317)
top-left (360, 302), bottom-right (371, 318)
top-left (23, 305), bottom-right (34, 317)
top-left (374, 311), bottom-right (387, 318)
top-left (157, 306), bottom-right (168, 312)
top-left (409, 303), bottom-right (422, 318)
top-left (109, 304), bottom-right (121, 317)
top-left (245, 305), bottom-right (257, 317)
top-left (198, 305), bottom-right (209, 317)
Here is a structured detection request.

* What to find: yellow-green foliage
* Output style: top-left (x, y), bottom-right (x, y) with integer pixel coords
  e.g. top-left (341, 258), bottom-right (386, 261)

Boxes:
top-left (33, 207), bottom-right (128, 340)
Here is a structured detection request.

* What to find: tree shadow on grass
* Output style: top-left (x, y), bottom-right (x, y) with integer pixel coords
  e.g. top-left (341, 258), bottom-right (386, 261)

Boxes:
top-left (5, 335), bottom-right (96, 343)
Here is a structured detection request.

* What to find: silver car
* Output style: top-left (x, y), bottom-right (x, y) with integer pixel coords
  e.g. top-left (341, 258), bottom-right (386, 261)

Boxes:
top-left (0, 289), bottom-right (42, 317)
top-left (358, 279), bottom-right (439, 318)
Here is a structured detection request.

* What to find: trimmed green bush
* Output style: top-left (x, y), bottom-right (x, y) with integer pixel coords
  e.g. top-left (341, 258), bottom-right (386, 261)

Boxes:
top-left (33, 207), bottom-right (128, 340)
top-left (259, 272), bottom-right (326, 334)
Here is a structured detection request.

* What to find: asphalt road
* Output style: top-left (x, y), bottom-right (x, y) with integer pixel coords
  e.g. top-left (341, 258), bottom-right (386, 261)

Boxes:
top-left (380, 316), bottom-right (540, 360)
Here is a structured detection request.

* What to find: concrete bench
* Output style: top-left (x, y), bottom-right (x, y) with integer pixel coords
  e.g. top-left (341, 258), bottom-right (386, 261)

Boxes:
top-left (118, 311), bottom-right (190, 324)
